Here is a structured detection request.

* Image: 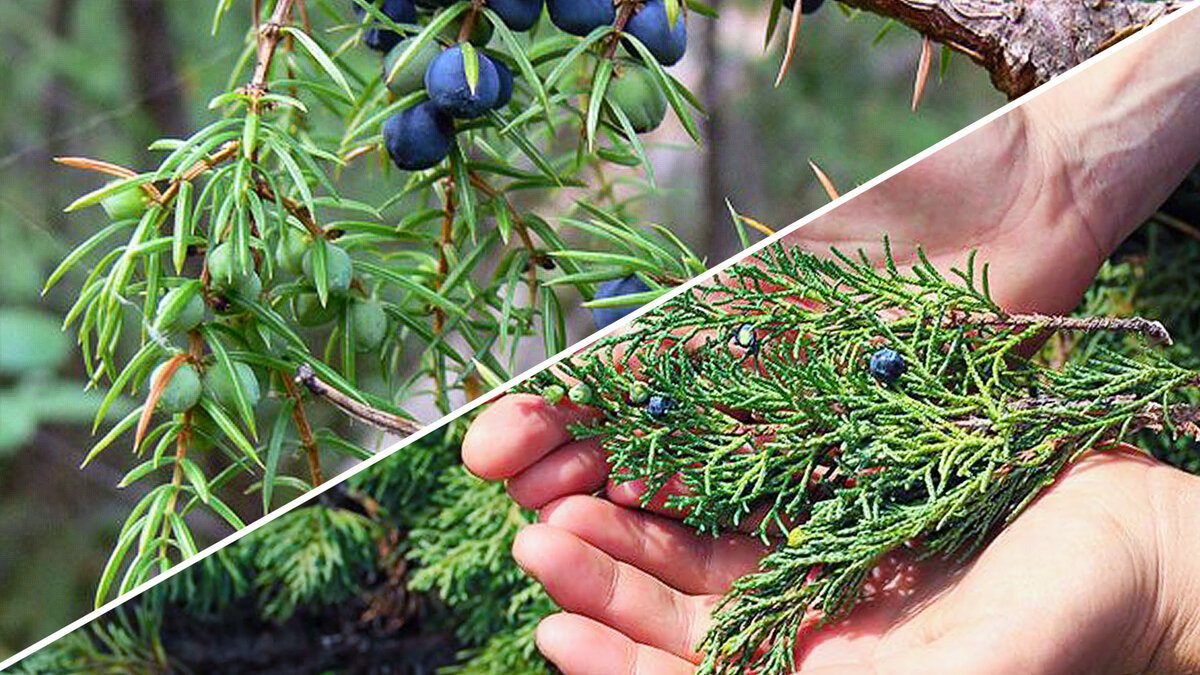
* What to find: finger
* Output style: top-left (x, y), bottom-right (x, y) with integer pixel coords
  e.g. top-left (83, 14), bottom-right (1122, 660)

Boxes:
top-left (514, 523), bottom-right (713, 661)
top-left (536, 613), bottom-right (695, 675)
top-left (506, 438), bottom-right (609, 509)
top-left (540, 495), bottom-right (767, 595)
top-left (462, 393), bottom-right (598, 480)
top-left (606, 475), bottom-right (791, 537)
top-left (606, 475), bottom-right (690, 518)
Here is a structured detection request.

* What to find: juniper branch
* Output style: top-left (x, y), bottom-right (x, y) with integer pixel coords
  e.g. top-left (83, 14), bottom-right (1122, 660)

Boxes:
top-left (953, 312), bottom-right (1174, 345)
top-left (520, 241), bottom-right (1200, 675)
top-left (295, 364), bottom-right (420, 435)
top-left (834, 0), bottom-right (1183, 98)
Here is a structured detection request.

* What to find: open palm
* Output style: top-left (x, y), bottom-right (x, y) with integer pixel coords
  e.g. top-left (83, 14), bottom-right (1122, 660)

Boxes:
top-left (464, 396), bottom-right (1200, 674)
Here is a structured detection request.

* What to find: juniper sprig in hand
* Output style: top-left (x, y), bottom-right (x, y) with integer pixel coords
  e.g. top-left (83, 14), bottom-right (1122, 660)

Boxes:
top-left (471, 242), bottom-right (1199, 675)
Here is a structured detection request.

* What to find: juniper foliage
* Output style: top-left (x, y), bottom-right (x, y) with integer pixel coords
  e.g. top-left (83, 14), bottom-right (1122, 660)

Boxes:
top-left (1056, 222), bottom-right (1200, 473)
top-left (521, 241), bottom-right (1200, 675)
top-left (46, 0), bottom-right (711, 606)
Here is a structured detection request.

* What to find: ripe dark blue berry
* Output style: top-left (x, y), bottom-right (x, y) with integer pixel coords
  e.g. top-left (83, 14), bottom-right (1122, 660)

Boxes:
top-left (869, 347), bottom-right (906, 384)
top-left (488, 0), bottom-right (543, 31)
top-left (624, 0), bottom-right (686, 66)
top-left (383, 102), bottom-right (456, 170)
top-left (646, 394), bottom-right (674, 418)
top-left (359, 0), bottom-right (418, 52)
top-left (547, 0), bottom-right (615, 36)
top-left (425, 46), bottom-right (502, 119)
top-left (592, 274), bottom-right (651, 329)
top-left (493, 58), bottom-right (514, 108)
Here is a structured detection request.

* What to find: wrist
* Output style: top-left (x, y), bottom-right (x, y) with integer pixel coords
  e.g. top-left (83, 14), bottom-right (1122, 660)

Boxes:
top-left (1024, 7), bottom-right (1200, 258)
top-left (1147, 463), bottom-right (1200, 674)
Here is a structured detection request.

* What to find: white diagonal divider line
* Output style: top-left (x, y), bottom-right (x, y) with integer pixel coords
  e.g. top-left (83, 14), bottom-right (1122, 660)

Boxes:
top-left (3, 2), bottom-right (1195, 668)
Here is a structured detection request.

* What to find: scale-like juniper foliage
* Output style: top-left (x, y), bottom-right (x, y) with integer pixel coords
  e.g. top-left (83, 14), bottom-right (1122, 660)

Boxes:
top-left (520, 241), bottom-right (1200, 675)
top-left (1056, 222), bottom-right (1200, 474)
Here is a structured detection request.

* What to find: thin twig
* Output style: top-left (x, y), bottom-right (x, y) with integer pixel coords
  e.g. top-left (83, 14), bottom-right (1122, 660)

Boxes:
top-left (159, 409), bottom-right (192, 561)
top-left (253, 178), bottom-right (325, 239)
top-left (954, 396), bottom-right (1200, 438)
top-left (468, 171), bottom-right (541, 299)
top-left (1152, 210), bottom-right (1200, 242)
top-left (604, 0), bottom-right (639, 60)
top-left (951, 313), bottom-right (1173, 345)
top-left (435, 178), bottom-right (455, 334)
top-left (295, 364), bottom-right (420, 435)
top-left (458, 0), bottom-right (485, 42)
top-left (246, 0), bottom-right (297, 108)
top-left (281, 374), bottom-right (324, 487)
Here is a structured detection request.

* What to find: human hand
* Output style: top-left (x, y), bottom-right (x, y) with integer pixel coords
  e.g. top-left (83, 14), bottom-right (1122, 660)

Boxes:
top-left (784, 5), bottom-right (1200, 317)
top-left (463, 396), bottom-right (1200, 674)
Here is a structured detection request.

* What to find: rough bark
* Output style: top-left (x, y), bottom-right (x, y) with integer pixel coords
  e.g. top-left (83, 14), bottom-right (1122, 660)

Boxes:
top-left (837, 0), bottom-right (1188, 98)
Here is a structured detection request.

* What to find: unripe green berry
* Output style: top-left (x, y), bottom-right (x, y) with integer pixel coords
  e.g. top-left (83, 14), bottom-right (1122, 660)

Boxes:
top-left (100, 183), bottom-right (150, 221)
top-left (151, 362), bottom-right (202, 414)
top-left (206, 242), bottom-right (255, 289)
top-left (203, 361), bottom-right (261, 411)
top-left (382, 37), bottom-right (440, 97)
top-left (276, 227), bottom-right (309, 275)
top-left (628, 381), bottom-right (650, 405)
top-left (154, 284), bottom-right (206, 335)
top-left (302, 245), bottom-right (353, 296)
top-left (234, 271), bottom-right (262, 300)
top-left (607, 65), bottom-right (667, 134)
top-left (542, 384), bottom-right (565, 406)
top-left (568, 383), bottom-right (592, 404)
top-left (351, 299), bottom-right (389, 352)
top-left (291, 292), bottom-right (341, 326)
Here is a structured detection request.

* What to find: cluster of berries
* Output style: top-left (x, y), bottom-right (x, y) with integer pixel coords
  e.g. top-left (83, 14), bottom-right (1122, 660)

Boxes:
top-left (354, 0), bottom-right (686, 172)
top-left (144, 234), bottom-right (390, 418)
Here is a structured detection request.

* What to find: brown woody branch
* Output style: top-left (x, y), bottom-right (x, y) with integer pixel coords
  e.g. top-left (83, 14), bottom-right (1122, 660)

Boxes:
top-left (467, 171), bottom-right (543, 298)
top-left (954, 394), bottom-right (1200, 438)
top-left (295, 364), bottom-right (421, 435)
top-left (246, 0), bottom-right (297, 108)
top-left (952, 312), bottom-right (1173, 344)
top-left (281, 374), bottom-right (325, 487)
top-left (836, 0), bottom-right (1182, 98)
top-left (253, 178), bottom-right (326, 239)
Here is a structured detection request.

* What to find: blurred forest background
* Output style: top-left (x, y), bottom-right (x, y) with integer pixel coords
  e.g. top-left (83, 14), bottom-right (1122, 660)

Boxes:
top-left (0, 0), bottom-right (1001, 658)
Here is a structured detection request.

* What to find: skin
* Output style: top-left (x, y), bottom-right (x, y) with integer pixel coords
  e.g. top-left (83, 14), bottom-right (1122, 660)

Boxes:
top-left (463, 6), bottom-right (1200, 674)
